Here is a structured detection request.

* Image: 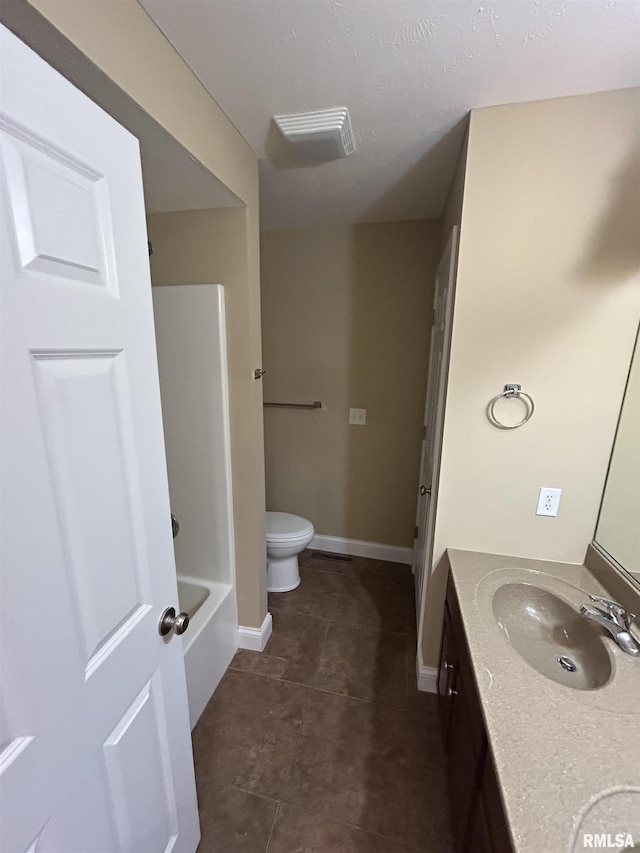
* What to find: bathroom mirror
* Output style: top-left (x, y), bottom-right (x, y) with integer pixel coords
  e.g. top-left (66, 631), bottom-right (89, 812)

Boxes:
top-left (593, 329), bottom-right (640, 588)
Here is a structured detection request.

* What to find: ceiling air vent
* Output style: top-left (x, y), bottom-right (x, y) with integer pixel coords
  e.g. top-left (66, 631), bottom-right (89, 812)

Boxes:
top-left (274, 107), bottom-right (356, 162)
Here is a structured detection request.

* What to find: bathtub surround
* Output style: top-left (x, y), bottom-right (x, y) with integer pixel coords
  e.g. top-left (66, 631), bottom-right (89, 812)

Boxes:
top-left (153, 286), bottom-right (236, 593)
top-left (421, 87), bottom-right (640, 669)
top-left (261, 220), bottom-right (440, 551)
top-left (153, 285), bottom-right (239, 728)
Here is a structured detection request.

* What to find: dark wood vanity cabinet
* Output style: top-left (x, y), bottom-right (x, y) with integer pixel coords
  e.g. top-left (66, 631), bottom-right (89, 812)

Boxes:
top-left (438, 574), bottom-right (514, 853)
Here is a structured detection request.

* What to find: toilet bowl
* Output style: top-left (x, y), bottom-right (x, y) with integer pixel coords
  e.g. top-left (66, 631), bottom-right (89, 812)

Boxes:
top-left (266, 511), bottom-right (314, 592)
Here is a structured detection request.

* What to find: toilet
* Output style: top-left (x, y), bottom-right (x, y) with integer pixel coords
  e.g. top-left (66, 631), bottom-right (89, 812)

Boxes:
top-left (266, 511), bottom-right (314, 592)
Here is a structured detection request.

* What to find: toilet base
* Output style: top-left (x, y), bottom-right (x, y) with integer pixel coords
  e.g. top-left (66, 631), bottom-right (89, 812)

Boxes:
top-left (267, 555), bottom-right (301, 593)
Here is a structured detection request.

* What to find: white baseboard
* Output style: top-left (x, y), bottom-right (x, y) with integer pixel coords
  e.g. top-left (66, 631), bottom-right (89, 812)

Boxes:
top-left (310, 534), bottom-right (412, 565)
top-left (417, 665), bottom-right (438, 693)
top-left (416, 647), bottom-right (438, 693)
top-left (237, 612), bottom-right (272, 652)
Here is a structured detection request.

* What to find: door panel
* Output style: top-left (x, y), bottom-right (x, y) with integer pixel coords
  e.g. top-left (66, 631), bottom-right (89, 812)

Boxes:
top-left (31, 351), bottom-right (152, 675)
top-left (0, 25), bottom-right (199, 853)
top-left (103, 676), bottom-right (179, 853)
top-left (1, 122), bottom-right (118, 291)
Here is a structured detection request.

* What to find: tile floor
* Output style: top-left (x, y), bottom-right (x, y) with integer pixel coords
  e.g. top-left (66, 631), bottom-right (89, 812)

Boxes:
top-left (192, 550), bottom-right (453, 852)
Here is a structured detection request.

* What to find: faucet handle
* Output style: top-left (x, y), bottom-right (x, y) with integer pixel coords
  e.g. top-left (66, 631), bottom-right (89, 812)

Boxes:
top-left (588, 595), bottom-right (633, 630)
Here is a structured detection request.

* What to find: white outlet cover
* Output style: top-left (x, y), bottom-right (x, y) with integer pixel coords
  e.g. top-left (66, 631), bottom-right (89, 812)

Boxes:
top-left (349, 408), bottom-right (366, 425)
top-left (536, 487), bottom-right (562, 517)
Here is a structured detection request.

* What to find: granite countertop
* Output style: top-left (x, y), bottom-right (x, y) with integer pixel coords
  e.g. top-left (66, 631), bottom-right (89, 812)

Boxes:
top-left (446, 548), bottom-right (640, 853)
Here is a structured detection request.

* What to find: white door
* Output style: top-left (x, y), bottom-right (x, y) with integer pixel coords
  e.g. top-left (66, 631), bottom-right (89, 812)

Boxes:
top-left (0, 26), bottom-right (200, 853)
top-left (412, 227), bottom-right (459, 615)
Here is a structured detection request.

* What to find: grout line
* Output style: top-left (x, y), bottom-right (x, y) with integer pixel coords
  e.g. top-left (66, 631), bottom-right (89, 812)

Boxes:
top-left (302, 559), bottom-right (412, 577)
top-left (225, 665), bottom-right (437, 721)
top-left (267, 604), bottom-right (416, 638)
top-left (264, 801), bottom-right (281, 853)
top-left (281, 699), bottom-right (309, 793)
top-left (227, 784), bottom-right (279, 805)
top-left (271, 608), bottom-right (334, 627)
top-left (299, 562), bottom-right (414, 586)
top-left (320, 616), bottom-right (332, 646)
top-left (274, 800), bottom-right (434, 853)
top-left (265, 691), bottom-right (312, 852)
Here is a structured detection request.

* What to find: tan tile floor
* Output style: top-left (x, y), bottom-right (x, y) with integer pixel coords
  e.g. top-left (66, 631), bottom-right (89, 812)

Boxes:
top-left (192, 550), bottom-right (453, 852)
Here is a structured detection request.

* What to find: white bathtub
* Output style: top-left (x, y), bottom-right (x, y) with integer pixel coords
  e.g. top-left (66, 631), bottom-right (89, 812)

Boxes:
top-left (177, 578), bottom-right (210, 618)
top-left (177, 574), bottom-right (238, 729)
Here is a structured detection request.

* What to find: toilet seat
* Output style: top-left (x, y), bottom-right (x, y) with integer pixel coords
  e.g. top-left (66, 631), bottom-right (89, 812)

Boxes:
top-left (266, 511), bottom-right (314, 543)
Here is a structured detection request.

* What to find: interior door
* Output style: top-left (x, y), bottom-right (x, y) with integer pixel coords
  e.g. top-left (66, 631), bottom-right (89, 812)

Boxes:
top-left (412, 227), bottom-right (459, 615)
top-left (0, 25), bottom-right (200, 853)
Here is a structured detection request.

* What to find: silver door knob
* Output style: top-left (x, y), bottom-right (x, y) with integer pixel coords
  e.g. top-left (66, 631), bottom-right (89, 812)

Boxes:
top-left (159, 606), bottom-right (190, 636)
top-left (419, 485), bottom-right (431, 496)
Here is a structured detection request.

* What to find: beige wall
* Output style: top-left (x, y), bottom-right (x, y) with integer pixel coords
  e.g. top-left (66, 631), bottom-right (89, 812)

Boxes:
top-left (9, 0), bottom-right (267, 629)
top-left (261, 220), bottom-right (440, 548)
top-left (422, 87), bottom-right (640, 665)
top-left (16, 0), bottom-right (257, 207)
top-left (596, 335), bottom-right (640, 579)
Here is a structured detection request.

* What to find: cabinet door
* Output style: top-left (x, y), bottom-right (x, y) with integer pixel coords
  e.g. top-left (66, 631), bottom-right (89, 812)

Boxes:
top-left (469, 795), bottom-right (493, 853)
top-left (446, 668), bottom-right (485, 853)
top-left (482, 751), bottom-right (515, 853)
top-left (437, 605), bottom-right (458, 748)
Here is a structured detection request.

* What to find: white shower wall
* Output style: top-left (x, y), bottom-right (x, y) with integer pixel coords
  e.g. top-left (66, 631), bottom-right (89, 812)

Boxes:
top-left (152, 284), bottom-right (238, 727)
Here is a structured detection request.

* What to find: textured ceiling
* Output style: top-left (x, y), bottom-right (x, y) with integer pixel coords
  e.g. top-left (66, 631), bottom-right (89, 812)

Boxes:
top-left (140, 0), bottom-right (640, 229)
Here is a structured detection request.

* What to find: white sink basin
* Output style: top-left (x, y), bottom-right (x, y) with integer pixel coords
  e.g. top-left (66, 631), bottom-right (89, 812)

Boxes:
top-left (491, 582), bottom-right (612, 690)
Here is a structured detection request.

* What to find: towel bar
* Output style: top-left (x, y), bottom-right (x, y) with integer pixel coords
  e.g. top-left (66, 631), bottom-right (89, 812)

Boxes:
top-left (263, 401), bottom-right (322, 410)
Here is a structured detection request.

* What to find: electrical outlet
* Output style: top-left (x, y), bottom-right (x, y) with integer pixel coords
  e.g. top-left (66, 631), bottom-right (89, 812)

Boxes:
top-left (536, 487), bottom-right (562, 517)
top-left (349, 408), bottom-right (367, 425)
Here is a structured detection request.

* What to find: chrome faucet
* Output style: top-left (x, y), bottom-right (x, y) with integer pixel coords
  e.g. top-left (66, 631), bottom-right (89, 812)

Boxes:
top-left (580, 595), bottom-right (640, 656)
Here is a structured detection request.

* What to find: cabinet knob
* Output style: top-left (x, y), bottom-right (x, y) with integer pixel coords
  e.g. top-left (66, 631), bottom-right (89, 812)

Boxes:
top-left (447, 685), bottom-right (458, 698)
top-left (444, 661), bottom-right (454, 672)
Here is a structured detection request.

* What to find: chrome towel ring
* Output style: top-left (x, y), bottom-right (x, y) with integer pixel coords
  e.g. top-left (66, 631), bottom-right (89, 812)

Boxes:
top-left (487, 384), bottom-right (535, 430)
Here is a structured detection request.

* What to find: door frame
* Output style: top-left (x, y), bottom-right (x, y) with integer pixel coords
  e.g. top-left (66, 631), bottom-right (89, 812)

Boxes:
top-left (415, 227), bottom-right (459, 672)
